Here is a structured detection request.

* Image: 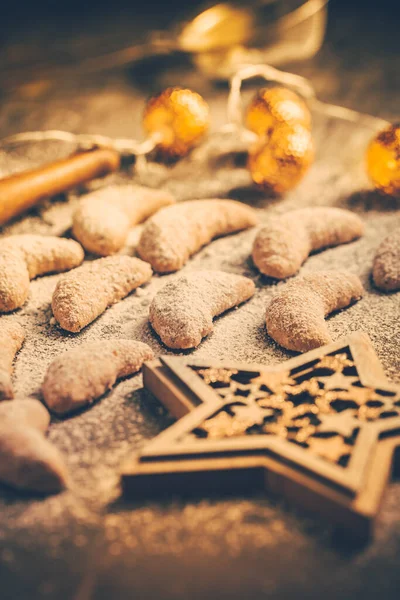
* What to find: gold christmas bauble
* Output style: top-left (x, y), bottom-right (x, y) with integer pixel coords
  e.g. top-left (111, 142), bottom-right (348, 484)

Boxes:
top-left (366, 124), bottom-right (400, 196)
top-left (246, 86), bottom-right (312, 138)
top-left (248, 123), bottom-right (314, 194)
top-left (143, 87), bottom-right (210, 158)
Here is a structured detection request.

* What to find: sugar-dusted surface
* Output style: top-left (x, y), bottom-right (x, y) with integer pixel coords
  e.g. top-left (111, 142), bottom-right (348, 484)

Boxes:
top-left (0, 4), bottom-right (400, 600)
top-left (0, 235), bottom-right (84, 312)
top-left (266, 270), bottom-right (364, 352)
top-left (51, 255), bottom-right (152, 332)
top-left (0, 320), bottom-right (25, 399)
top-left (150, 270), bottom-right (255, 348)
top-left (0, 398), bottom-right (50, 432)
top-left (0, 423), bottom-right (68, 494)
top-left (373, 228), bottom-right (400, 291)
top-left (138, 199), bottom-right (257, 272)
top-left (72, 184), bottom-right (176, 255)
top-left (42, 340), bottom-right (154, 415)
top-left (252, 207), bottom-right (365, 278)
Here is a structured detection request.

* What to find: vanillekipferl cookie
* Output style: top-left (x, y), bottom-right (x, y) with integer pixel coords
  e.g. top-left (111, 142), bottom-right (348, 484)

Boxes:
top-left (0, 235), bottom-right (84, 312)
top-left (42, 340), bottom-right (154, 416)
top-left (0, 399), bottom-right (67, 494)
top-left (72, 184), bottom-right (176, 256)
top-left (0, 321), bottom-right (25, 400)
top-left (138, 199), bottom-right (257, 273)
top-left (372, 229), bottom-right (400, 292)
top-left (265, 270), bottom-right (364, 352)
top-left (252, 207), bottom-right (364, 279)
top-left (149, 270), bottom-right (255, 349)
top-left (52, 256), bottom-right (152, 332)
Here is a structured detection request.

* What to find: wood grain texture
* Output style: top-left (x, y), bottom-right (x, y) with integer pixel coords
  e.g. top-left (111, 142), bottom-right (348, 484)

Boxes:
top-left (0, 149), bottom-right (120, 226)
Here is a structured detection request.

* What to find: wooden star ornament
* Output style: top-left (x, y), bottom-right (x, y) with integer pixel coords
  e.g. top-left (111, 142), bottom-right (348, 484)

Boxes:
top-left (121, 333), bottom-right (400, 542)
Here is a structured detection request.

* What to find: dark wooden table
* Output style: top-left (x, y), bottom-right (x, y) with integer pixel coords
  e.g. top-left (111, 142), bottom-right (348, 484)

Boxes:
top-left (0, 1), bottom-right (399, 598)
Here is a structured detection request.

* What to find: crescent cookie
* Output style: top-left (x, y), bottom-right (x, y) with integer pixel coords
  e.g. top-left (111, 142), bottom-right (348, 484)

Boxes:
top-left (252, 207), bottom-right (364, 279)
top-left (372, 229), bottom-right (400, 292)
top-left (72, 185), bottom-right (176, 256)
top-left (42, 340), bottom-right (154, 416)
top-left (0, 424), bottom-right (68, 493)
top-left (138, 199), bottom-right (258, 272)
top-left (0, 235), bottom-right (84, 312)
top-left (0, 398), bottom-right (50, 432)
top-left (52, 256), bottom-right (152, 332)
top-left (0, 321), bottom-right (25, 400)
top-left (149, 270), bottom-right (255, 349)
top-left (265, 271), bottom-right (364, 352)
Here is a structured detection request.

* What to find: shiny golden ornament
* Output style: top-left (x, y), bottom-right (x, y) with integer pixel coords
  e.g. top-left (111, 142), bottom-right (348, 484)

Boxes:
top-left (248, 123), bottom-right (314, 194)
top-left (143, 87), bottom-right (210, 159)
top-left (366, 123), bottom-right (400, 196)
top-left (246, 86), bottom-right (312, 138)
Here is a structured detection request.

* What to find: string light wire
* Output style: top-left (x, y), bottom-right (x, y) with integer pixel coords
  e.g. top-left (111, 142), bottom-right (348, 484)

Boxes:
top-left (0, 63), bottom-right (390, 159)
top-left (227, 64), bottom-right (390, 131)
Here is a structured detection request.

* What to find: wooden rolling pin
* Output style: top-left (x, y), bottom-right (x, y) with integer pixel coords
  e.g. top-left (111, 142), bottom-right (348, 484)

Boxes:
top-left (0, 147), bottom-right (121, 226)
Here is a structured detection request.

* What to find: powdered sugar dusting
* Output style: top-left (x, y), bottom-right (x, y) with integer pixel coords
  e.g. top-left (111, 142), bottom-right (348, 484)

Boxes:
top-left (252, 207), bottom-right (364, 278)
top-left (52, 256), bottom-right (152, 332)
top-left (266, 270), bottom-right (364, 352)
top-left (149, 270), bottom-right (255, 349)
top-left (72, 184), bottom-right (175, 255)
top-left (42, 340), bottom-right (154, 415)
top-left (0, 321), bottom-right (25, 399)
top-left (373, 228), bottom-right (400, 291)
top-left (0, 235), bottom-right (84, 312)
top-left (138, 199), bottom-right (257, 272)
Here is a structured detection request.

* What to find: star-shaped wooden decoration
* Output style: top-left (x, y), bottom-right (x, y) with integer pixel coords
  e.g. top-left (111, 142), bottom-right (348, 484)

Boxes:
top-left (121, 332), bottom-right (400, 542)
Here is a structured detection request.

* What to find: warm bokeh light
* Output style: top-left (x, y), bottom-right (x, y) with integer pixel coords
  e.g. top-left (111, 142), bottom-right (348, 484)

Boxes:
top-left (178, 4), bottom-right (253, 53)
top-left (246, 86), bottom-right (312, 138)
top-left (366, 124), bottom-right (400, 196)
top-left (248, 122), bottom-right (314, 194)
top-left (143, 87), bottom-right (210, 158)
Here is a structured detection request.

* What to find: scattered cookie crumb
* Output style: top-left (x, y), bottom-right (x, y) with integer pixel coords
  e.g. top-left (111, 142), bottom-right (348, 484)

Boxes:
top-left (135, 287), bottom-right (148, 298)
